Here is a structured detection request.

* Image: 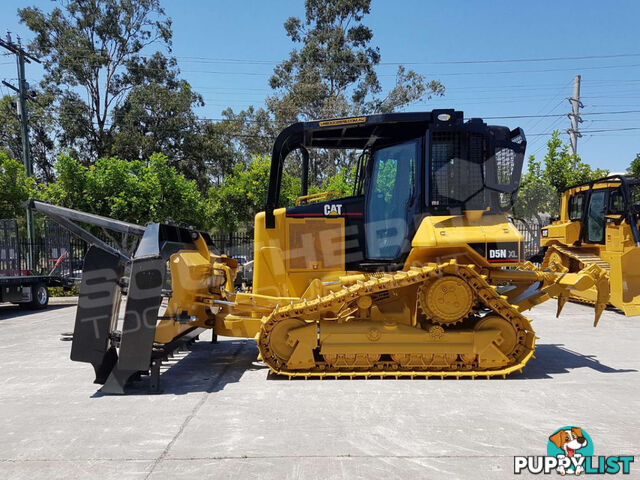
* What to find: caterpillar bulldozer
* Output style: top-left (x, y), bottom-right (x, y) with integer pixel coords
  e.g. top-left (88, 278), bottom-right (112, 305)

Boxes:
top-left (30, 110), bottom-right (611, 394)
top-left (540, 175), bottom-right (640, 316)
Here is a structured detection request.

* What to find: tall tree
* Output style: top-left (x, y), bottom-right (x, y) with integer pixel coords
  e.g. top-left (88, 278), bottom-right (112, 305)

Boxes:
top-left (19, 0), bottom-right (173, 163)
top-left (224, 0), bottom-right (445, 183)
top-left (512, 155), bottom-right (557, 224)
top-left (218, 107), bottom-right (276, 160)
top-left (268, 0), bottom-right (444, 124)
top-left (108, 54), bottom-right (218, 190)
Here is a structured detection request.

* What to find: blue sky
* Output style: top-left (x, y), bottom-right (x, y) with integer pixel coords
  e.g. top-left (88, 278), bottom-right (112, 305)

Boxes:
top-left (1, 0), bottom-right (639, 172)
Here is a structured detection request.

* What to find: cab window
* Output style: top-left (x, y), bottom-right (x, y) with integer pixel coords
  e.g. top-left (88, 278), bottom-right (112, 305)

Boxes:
top-left (568, 193), bottom-right (585, 221)
top-left (608, 188), bottom-right (625, 214)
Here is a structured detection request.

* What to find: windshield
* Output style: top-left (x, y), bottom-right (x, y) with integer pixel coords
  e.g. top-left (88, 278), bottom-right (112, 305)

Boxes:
top-left (365, 139), bottom-right (418, 259)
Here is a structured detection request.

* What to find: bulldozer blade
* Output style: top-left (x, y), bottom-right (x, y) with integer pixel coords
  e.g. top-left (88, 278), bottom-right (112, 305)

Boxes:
top-left (100, 255), bottom-right (165, 394)
top-left (70, 246), bottom-right (124, 383)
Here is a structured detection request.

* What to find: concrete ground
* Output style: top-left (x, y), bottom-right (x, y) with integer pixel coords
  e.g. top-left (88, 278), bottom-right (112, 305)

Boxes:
top-left (0, 301), bottom-right (638, 480)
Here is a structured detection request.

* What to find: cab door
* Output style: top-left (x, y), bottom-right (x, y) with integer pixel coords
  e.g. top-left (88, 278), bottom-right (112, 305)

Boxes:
top-left (364, 138), bottom-right (421, 261)
top-left (585, 189), bottom-right (607, 244)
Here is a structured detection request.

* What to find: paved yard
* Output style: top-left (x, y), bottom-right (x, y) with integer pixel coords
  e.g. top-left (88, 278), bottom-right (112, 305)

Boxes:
top-left (0, 301), bottom-right (638, 479)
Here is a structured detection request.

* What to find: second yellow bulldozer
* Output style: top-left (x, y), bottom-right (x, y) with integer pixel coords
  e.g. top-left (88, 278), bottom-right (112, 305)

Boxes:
top-left (31, 110), bottom-right (612, 393)
top-left (540, 175), bottom-right (640, 316)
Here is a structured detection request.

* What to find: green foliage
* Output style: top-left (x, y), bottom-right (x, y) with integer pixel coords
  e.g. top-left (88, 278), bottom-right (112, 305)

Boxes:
top-left (371, 158), bottom-right (401, 202)
top-left (320, 165), bottom-right (357, 197)
top-left (48, 284), bottom-right (80, 297)
top-left (110, 79), bottom-right (225, 191)
top-left (218, 107), bottom-right (276, 160)
top-left (43, 154), bottom-right (206, 229)
top-left (628, 153), bottom-right (640, 179)
top-left (208, 155), bottom-right (301, 233)
top-left (513, 131), bottom-right (608, 221)
top-left (17, 2), bottom-right (236, 187)
top-left (0, 152), bottom-right (36, 219)
top-left (543, 131), bottom-right (608, 194)
top-left (512, 155), bottom-right (557, 222)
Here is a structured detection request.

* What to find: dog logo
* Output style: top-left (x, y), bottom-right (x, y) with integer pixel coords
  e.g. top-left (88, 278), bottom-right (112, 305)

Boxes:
top-left (514, 425), bottom-right (634, 475)
top-left (547, 427), bottom-right (592, 475)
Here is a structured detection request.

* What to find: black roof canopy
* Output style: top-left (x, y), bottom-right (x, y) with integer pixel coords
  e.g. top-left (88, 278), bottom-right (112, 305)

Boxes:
top-left (273, 109), bottom-right (463, 155)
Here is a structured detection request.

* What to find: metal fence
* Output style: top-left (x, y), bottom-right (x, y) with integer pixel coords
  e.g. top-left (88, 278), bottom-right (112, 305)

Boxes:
top-left (0, 219), bottom-right (91, 277)
top-left (210, 232), bottom-right (254, 261)
top-left (513, 220), bottom-right (543, 261)
top-left (0, 236), bottom-right (89, 277)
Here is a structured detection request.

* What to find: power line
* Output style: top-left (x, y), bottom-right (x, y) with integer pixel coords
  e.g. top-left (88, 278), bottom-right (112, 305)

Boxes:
top-left (6, 53), bottom-right (640, 77)
top-left (177, 62), bottom-right (640, 78)
top-left (9, 48), bottom-right (640, 65)
top-left (528, 126), bottom-right (640, 136)
top-left (483, 109), bottom-right (640, 119)
top-left (32, 108), bottom-right (640, 127)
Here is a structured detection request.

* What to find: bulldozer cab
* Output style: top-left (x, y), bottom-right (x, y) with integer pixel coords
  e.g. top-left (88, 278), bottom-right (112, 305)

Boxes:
top-left (263, 110), bottom-right (526, 272)
top-left (541, 175), bottom-right (640, 316)
top-left (556, 175), bottom-right (640, 246)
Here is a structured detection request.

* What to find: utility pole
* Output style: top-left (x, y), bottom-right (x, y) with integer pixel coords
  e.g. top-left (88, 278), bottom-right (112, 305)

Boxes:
top-left (0, 32), bottom-right (41, 271)
top-left (567, 75), bottom-right (583, 156)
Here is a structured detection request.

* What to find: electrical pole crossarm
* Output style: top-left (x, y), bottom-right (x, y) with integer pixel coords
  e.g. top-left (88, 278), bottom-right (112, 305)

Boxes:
top-left (1, 80), bottom-right (19, 93)
top-left (0, 38), bottom-right (41, 64)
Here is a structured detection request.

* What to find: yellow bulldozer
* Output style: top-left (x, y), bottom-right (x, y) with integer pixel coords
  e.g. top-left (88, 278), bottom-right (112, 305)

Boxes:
top-left (30, 110), bottom-right (612, 393)
top-left (540, 175), bottom-right (640, 317)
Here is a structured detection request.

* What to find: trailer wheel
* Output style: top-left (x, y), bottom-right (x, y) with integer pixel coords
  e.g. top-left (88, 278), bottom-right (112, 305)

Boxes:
top-left (20, 283), bottom-right (49, 310)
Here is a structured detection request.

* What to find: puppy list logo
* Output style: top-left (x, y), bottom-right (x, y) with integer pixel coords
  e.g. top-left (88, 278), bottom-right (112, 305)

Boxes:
top-left (514, 426), bottom-right (634, 475)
